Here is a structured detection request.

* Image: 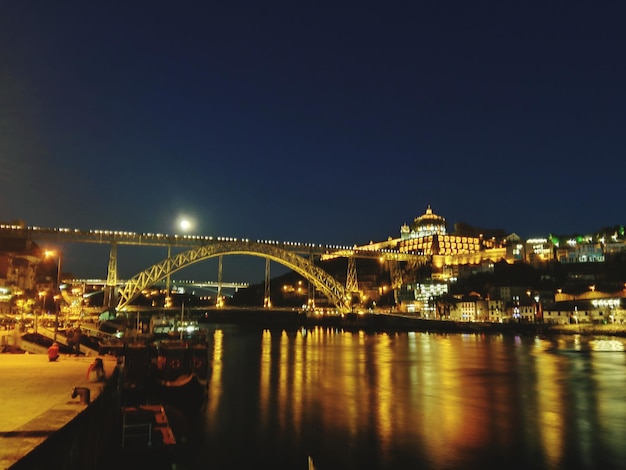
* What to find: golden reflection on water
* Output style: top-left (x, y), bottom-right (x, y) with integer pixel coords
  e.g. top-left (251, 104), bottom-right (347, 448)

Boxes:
top-left (206, 328), bottom-right (223, 420)
top-left (259, 328), bottom-right (271, 427)
top-left (205, 327), bottom-right (626, 468)
top-left (278, 330), bottom-right (289, 433)
top-left (532, 338), bottom-right (565, 469)
top-left (592, 343), bottom-right (626, 453)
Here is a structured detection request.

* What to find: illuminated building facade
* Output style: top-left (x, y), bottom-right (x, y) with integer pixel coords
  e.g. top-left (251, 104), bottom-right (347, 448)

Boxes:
top-left (524, 238), bottom-right (554, 263)
top-left (543, 298), bottom-right (625, 324)
top-left (397, 281), bottom-right (448, 316)
top-left (397, 206), bottom-right (503, 276)
top-left (398, 206), bottom-right (482, 257)
top-left (558, 241), bottom-right (605, 263)
top-left (401, 205), bottom-right (447, 240)
top-left (0, 240), bottom-right (41, 292)
top-left (487, 299), bottom-right (505, 322)
top-left (449, 296), bottom-right (485, 322)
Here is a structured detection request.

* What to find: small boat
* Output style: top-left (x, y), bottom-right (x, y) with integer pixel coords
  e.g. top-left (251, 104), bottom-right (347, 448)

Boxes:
top-left (149, 315), bottom-right (177, 335)
top-left (151, 303), bottom-right (210, 412)
top-left (153, 338), bottom-right (210, 412)
top-left (121, 404), bottom-right (176, 449)
top-left (101, 304), bottom-right (210, 413)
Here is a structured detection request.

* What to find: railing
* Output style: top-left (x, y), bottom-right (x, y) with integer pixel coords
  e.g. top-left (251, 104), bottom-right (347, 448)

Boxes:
top-left (121, 405), bottom-right (176, 448)
top-left (25, 324), bottom-right (111, 356)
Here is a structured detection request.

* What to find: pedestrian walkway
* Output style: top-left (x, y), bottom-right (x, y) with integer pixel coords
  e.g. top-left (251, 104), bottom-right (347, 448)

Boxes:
top-left (0, 353), bottom-right (117, 469)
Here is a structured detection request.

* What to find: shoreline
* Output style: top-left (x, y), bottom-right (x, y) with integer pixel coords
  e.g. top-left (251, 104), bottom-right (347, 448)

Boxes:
top-left (6, 310), bottom-right (623, 357)
top-left (199, 309), bottom-right (626, 338)
top-left (308, 314), bottom-right (626, 337)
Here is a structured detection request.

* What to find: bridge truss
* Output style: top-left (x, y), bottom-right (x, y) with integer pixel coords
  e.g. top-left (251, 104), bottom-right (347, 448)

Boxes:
top-left (117, 240), bottom-right (354, 313)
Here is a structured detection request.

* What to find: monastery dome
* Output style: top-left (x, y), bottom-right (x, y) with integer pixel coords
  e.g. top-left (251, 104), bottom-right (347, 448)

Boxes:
top-left (410, 205), bottom-right (447, 237)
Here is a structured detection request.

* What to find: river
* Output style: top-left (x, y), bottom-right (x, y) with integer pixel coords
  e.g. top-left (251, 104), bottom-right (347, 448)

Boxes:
top-left (164, 325), bottom-right (626, 470)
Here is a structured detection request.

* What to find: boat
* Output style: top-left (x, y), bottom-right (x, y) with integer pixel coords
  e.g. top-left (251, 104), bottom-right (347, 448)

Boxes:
top-left (149, 315), bottom-right (177, 335)
top-left (152, 338), bottom-right (210, 412)
top-left (121, 404), bottom-right (176, 449)
top-left (101, 305), bottom-right (210, 413)
top-left (150, 302), bottom-right (210, 412)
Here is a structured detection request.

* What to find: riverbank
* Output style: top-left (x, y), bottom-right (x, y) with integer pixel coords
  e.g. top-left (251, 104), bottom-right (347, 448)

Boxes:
top-left (198, 308), bottom-right (626, 337)
top-left (308, 313), bottom-right (626, 337)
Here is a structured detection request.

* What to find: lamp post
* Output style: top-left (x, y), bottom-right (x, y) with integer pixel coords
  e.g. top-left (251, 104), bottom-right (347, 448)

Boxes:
top-left (45, 250), bottom-right (62, 342)
top-left (38, 291), bottom-right (48, 335)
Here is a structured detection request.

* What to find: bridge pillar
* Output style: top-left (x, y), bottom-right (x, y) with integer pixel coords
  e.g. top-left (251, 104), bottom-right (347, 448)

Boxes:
top-left (308, 252), bottom-right (315, 310)
top-left (388, 260), bottom-right (402, 308)
top-left (165, 245), bottom-right (172, 307)
top-left (263, 258), bottom-right (271, 308)
top-left (346, 257), bottom-right (358, 293)
top-left (103, 242), bottom-right (118, 308)
top-left (343, 257), bottom-right (360, 311)
top-left (216, 255), bottom-right (223, 307)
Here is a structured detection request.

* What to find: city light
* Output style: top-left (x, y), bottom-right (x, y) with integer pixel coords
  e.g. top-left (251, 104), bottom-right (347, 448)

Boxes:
top-left (44, 249), bottom-right (62, 341)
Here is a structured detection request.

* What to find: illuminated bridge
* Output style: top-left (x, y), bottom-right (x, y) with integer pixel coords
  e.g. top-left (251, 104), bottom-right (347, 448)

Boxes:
top-left (0, 224), bottom-right (429, 313)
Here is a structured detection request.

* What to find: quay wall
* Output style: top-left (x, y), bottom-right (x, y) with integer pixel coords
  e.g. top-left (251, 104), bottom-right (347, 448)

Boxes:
top-left (9, 369), bottom-right (119, 470)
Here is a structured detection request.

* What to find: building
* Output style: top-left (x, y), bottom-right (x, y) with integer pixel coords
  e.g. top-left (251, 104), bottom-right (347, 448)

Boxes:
top-left (395, 206), bottom-right (515, 288)
top-left (400, 205), bottom-right (447, 240)
top-left (0, 222), bottom-right (61, 314)
top-left (396, 280), bottom-right (448, 316)
top-left (448, 294), bottom-right (485, 322)
top-left (524, 238), bottom-right (555, 264)
top-left (0, 239), bottom-right (41, 292)
top-left (487, 299), bottom-right (506, 323)
top-left (543, 294), bottom-right (626, 325)
top-left (399, 205), bottom-right (482, 257)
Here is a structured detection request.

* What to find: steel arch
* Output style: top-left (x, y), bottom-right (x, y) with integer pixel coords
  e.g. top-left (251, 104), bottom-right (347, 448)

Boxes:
top-left (116, 240), bottom-right (351, 312)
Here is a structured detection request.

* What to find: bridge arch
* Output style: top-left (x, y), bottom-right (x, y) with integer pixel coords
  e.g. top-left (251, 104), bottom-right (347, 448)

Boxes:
top-left (116, 240), bottom-right (351, 312)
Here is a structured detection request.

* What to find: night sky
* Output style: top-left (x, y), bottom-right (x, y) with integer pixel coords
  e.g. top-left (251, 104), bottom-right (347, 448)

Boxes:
top-left (1, 2), bottom-right (625, 282)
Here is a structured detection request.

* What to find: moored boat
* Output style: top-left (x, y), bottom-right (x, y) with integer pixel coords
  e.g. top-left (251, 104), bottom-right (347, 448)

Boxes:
top-left (121, 404), bottom-right (177, 449)
top-left (153, 338), bottom-right (210, 412)
top-left (99, 304), bottom-right (210, 413)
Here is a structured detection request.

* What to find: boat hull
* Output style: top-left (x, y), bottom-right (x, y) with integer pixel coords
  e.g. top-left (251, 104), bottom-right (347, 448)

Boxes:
top-left (101, 337), bottom-right (210, 413)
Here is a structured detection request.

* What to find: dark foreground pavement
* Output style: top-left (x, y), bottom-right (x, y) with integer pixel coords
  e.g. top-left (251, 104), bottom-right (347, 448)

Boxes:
top-left (0, 353), bottom-right (118, 469)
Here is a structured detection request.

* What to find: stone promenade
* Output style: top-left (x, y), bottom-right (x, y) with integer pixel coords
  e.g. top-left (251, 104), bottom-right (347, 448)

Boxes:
top-left (0, 353), bottom-right (118, 469)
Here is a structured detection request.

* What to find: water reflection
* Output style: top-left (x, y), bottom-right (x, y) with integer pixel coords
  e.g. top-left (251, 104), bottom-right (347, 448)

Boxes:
top-left (196, 326), bottom-right (626, 469)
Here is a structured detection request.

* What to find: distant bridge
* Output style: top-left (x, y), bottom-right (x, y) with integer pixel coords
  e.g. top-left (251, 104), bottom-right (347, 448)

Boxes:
top-left (70, 279), bottom-right (248, 290)
top-left (0, 224), bottom-right (429, 313)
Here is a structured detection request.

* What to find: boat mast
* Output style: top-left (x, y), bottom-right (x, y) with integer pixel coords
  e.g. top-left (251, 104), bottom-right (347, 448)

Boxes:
top-left (180, 302), bottom-right (184, 340)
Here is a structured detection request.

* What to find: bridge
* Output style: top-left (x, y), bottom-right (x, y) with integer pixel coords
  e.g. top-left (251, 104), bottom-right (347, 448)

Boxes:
top-left (0, 224), bottom-right (429, 313)
top-left (69, 279), bottom-right (248, 291)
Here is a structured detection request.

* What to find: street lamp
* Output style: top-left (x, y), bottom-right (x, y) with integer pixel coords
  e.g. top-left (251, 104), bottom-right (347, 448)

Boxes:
top-left (37, 290), bottom-right (47, 334)
top-left (39, 290), bottom-right (47, 311)
top-left (44, 250), bottom-right (62, 341)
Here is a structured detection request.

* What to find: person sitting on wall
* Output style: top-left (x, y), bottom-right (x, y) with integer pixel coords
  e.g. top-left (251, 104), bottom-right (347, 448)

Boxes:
top-left (47, 342), bottom-right (60, 362)
top-left (86, 357), bottom-right (105, 382)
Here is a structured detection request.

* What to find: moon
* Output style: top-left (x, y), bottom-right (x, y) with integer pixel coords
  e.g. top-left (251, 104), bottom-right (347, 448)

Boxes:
top-left (179, 219), bottom-right (191, 231)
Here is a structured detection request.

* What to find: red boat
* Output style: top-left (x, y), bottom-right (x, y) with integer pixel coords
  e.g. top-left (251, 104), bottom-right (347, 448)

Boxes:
top-left (153, 339), bottom-right (210, 412)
